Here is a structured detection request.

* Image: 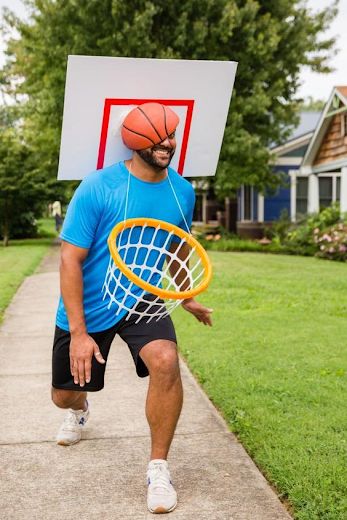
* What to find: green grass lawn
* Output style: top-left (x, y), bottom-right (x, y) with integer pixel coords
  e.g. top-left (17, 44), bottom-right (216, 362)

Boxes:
top-left (174, 252), bottom-right (347, 520)
top-left (0, 218), bottom-right (57, 323)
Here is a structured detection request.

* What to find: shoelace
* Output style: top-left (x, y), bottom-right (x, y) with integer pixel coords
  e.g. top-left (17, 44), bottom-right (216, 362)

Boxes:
top-left (61, 411), bottom-right (81, 431)
top-left (148, 465), bottom-right (172, 493)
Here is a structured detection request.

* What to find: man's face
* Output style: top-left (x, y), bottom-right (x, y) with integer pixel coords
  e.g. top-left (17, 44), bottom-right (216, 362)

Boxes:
top-left (137, 132), bottom-right (176, 170)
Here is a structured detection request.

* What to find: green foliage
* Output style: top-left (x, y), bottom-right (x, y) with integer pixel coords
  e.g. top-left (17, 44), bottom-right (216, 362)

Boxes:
top-left (314, 223), bottom-right (347, 262)
top-left (10, 211), bottom-right (38, 239)
top-left (266, 208), bottom-right (291, 242)
top-left (0, 106), bottom-right (51, 244)
top-left (194, 205), bottom-right (347, 260)
top-left (0, 0), bottom-right (338, 197)
top-left (283, 204), bottom-right (341, 251)
top-left (299, 96), bottom-right (326, 112)
top-left (37, 217), bottom-right (59, 238)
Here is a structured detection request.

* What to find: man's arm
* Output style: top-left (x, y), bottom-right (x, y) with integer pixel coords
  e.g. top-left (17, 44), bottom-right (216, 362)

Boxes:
top-left (168, 241), bottom-right (213, 326)
top-left (60, 241), bottom-right (105, 387)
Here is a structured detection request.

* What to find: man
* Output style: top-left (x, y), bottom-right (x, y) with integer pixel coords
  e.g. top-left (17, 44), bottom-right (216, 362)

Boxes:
top-left (51, 102), bottom-right (212, 514)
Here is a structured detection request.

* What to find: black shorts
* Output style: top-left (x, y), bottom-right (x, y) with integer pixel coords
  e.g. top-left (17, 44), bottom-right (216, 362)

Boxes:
top-left (52, 312), bottom-right (177, 392)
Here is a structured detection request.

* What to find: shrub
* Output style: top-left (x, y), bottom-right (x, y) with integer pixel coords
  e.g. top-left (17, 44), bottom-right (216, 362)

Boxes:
top-left (0, 211), bottom-right (39, 240)
top-left (282, 204), bottom-right (341, 252)
top-left (314, 223), bottom-right (347, 262)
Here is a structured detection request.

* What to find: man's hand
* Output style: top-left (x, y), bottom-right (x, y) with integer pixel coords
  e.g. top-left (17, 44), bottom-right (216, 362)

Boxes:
top-left (70, 332), bottom-right (105, 387)
top-left (181, 298), bottom-right (213, 326)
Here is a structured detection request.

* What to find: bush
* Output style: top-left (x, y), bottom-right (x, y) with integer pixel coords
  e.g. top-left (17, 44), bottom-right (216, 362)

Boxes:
top-left (282, 204), bottom-right (341, 253)
top-left (0, 211), bottom-right (39, 240)
top-left (10, 212), bottom-right (38, 239)
top-left (266, 208), bottom-right (291, 242)
top-left (314, 223), bottom-right (347, 262)
top-left (192, 204), bottom-right (347, 261)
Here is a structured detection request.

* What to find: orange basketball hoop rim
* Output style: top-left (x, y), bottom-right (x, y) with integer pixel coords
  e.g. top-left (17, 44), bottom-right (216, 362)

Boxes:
top-left (107, 217), bottom-right (212, 300)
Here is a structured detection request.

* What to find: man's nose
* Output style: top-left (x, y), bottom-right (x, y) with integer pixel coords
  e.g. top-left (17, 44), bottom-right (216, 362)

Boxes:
top-left (159, 136), bottom-right (172, 147)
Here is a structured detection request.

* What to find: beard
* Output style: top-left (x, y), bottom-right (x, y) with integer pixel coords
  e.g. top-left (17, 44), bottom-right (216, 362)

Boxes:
top-left (137, 144), bottom-right (175, 170)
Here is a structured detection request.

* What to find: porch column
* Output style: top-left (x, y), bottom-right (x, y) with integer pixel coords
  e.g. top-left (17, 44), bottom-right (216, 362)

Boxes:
top-left (308, 174), bottom-right (319, 214)
top-left (257, 193), bottom-right (264, 223)
top-left (340, 167), bottom-right (347, 214)
top-left (289, 171), bottom-right (296, 222)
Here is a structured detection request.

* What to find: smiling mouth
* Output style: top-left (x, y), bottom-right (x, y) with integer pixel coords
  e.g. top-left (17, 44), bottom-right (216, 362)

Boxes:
top-left (153, 149), bottom-right (171, 158)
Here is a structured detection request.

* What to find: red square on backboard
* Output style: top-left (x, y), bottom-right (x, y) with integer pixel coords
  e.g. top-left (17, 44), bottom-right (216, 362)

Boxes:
top-left (97, 98), bottom-right (194, 175)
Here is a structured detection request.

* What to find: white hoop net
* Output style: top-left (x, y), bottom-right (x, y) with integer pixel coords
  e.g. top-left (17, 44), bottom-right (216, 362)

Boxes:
top-left (102, 220), bottom-right (210, 323)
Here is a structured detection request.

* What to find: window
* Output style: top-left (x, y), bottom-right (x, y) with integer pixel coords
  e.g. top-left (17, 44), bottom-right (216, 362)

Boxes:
top-left (296, 177), bottom-right (308, 217)
top-left (342, 113), bottom-right (347, 136)
top-left (318, 175), bottom-right (340, 209)
top-left (319, 177), bottom-right (333, 209)
top-left (336, 177), bottom-right (341, 201)
top-left (243, 185), bottom-right (252, 221)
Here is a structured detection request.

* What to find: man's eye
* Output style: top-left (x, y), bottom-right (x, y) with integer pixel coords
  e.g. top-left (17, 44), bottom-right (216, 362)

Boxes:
top-left (168, 132), bottom-right (176, 139)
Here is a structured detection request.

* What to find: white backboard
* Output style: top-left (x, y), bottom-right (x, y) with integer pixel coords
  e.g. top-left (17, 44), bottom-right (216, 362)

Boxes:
top-left (57, 56), bottom-right (237, 180)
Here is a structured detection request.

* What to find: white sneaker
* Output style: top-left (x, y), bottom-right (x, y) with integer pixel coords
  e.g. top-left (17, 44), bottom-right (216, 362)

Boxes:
top-left (56, 402), bottom-right (89, 446)
top-left (147, 459), bottom-right (177, 514)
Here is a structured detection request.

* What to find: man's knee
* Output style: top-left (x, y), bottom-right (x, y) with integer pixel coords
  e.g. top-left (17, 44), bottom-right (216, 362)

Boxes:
top-left (142, 340), bottom-right (180, 379)
top-left (51, 387), bottom-right (79, 408)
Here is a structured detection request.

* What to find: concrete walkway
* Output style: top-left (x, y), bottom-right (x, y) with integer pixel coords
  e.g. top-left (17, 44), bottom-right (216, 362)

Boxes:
top-left (0, 245), bottom-right (292, 520)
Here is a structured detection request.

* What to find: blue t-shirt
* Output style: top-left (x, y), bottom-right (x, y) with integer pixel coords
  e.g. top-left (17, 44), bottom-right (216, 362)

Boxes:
top-left (56, 161), bottom-right (195, 332)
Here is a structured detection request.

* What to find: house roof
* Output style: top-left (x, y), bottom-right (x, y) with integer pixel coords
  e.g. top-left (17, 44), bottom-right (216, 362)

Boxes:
top-left (290, 111), bottom-right (321, 141)
top-left (270, 111), bottom-right (320, 151)
top-left (301, 86), bottom-right (347, 173)
top-left (336, 86), bottom-right (347, 101)
top-left (270, 111), bottom-right (320, 156)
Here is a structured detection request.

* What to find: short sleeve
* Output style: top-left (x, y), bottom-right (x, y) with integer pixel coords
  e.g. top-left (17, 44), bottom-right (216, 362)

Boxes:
top-left (60, 175), bottom-right (104, 249)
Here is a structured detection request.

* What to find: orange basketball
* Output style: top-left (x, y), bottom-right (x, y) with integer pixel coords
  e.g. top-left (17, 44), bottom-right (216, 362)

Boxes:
top-left (121, 102), bottom-right (179, 150)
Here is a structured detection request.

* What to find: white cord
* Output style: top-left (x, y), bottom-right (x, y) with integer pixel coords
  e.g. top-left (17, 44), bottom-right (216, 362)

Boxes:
top-left (123, 164), bottom-right (131, 222)
top-left (127, 160), bottom-right (191, 234)
top-left (167, 172), bottom-right (191, 234)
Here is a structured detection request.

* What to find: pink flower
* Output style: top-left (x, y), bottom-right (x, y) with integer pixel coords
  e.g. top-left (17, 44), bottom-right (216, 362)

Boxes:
top-left (339, 245), bottom-right (347, 253)
top-left (322, 234), bottom-right (332, 242)
top-left (328, 247), bottom-right (335, 253)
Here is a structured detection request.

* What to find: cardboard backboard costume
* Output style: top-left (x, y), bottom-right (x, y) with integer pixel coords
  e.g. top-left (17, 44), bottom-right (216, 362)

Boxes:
top-left (57, 56), bottom-right (238, 180)
top-left (57, 56), bottom-right (238, 323)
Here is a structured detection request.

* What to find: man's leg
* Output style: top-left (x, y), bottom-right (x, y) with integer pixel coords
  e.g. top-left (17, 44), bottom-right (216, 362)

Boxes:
top-left (140, 339), bottom-right (183, 460)
top-left (52, 388), bottom-right (89, 446)
top-left (139, 339), bottom-right (181, 513)
top-left (51, 387), bottom-right (87, 410)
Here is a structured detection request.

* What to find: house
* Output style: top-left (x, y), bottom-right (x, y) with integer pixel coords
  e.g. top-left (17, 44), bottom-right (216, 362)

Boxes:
top-left (237, 86), bottom-right (347, 238)
top-left (237, 111), bottom-right (321, 238)
top-left (193, 86), bottom-right (347, 237)
top-left (300, 86), bottom-right (347, 215)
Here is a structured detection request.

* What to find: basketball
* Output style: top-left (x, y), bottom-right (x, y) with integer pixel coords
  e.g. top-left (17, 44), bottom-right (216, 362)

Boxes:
top-left (121, 102), bottom-right (180, 150)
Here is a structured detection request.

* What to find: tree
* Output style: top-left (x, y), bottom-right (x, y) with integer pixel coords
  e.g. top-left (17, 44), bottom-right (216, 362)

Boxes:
top-left (299, 96), bottom-right (326, 112)
top-left (0, 0), bottom-right (338, 198)
top-left (0, 106), bottom-right (51, 245)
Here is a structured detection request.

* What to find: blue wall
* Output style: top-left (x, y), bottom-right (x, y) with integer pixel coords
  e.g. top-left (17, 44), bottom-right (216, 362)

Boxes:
top-left (264, 167), bottom-right (291, 221)
top-left (237, 166), bottom-right (293, 222)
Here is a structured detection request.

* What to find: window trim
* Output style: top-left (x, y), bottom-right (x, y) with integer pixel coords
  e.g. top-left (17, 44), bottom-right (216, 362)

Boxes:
top-left (289, 170), bottom-right (308, 222)
top-left (240, 185), bottom-right (254, 222)
top-left (318, 172), bottom-right (341, 207)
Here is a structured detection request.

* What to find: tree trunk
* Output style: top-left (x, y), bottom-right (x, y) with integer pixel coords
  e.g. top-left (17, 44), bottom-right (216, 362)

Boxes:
top-left (224, 197), bottom-right (238, 233)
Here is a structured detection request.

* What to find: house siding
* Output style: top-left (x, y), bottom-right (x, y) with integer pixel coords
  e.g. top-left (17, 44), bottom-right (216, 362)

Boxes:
top-left (314, 113), bottom-right (347, 166)
top-left (264, 168), bottom-right (291, 221)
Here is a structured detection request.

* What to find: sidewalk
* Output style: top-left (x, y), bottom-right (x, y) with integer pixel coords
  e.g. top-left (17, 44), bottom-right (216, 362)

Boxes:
top-left (0, 245), bottom-right (292, 520)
